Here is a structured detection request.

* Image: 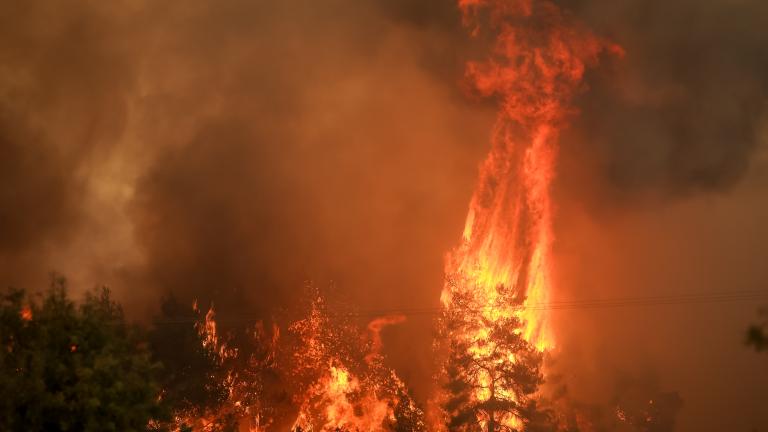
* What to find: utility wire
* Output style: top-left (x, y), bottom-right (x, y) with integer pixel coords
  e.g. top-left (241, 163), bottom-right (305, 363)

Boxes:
top-left (152, 289), bottom-right (768, 324)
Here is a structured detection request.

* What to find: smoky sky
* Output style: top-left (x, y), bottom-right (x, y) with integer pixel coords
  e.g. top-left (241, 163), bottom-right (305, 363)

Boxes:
top-left (1, 0), bottom-right (767, 430)
top-left (558, 0), bottom-right (768, 206)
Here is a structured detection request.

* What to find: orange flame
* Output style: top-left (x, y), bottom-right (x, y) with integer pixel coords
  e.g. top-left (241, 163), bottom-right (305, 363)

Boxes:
top-left (365, 315), bottom-right (406, 365)
top-left (290, 296), bottom-right (393, 432)
top-left (20, 305), bottom-right (32, 321)
top-left (173, 302), bottom-right (276, 431)
top-left (290, 292), bottom-right (423, 431)
top-left (292, 362), bottom-right (395, 432)
top-left (441, 0), bottom-right (621, 428)
top-left (194, 303), bottom-right (238, 361)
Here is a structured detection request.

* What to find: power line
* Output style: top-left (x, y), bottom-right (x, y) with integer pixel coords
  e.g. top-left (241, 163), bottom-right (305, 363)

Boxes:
top-left (338, 289), bottom-right (768, 315)
top-left (152, 289), bottom-right (768, 324)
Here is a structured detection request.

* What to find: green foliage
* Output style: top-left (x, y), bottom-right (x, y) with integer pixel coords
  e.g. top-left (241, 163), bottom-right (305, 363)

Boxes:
top-left (0, 278), bottom-right (167, 431)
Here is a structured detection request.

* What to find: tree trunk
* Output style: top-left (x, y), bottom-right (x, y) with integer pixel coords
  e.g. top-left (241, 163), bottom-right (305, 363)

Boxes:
top-left (488, 377), bottom-right (496, 432)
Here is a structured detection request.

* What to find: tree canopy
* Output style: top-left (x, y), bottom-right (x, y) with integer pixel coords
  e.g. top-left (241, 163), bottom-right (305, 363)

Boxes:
top-left (148, 295), bottom-right (229, 419)
top-left (441, 283), bottom-right (556, 432)
top-left (0, 278), bottom-right (167, 431)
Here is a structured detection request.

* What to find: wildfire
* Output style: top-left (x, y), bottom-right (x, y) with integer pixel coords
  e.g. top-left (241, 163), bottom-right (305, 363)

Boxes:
top-left (194, 301), bottom-right (239, 361)
top-left (172, 289), bottom-right (423, 431)
top-left (290, 290), bottom-right (424, 432)
top-left (164, 2), bottom-right (622, 430)
top-left (169, 302), bottom-right (278, 432)
top-left (291, 362), bottom-right (393, 432)
top-left (440, 0), bottom-right (621, 429)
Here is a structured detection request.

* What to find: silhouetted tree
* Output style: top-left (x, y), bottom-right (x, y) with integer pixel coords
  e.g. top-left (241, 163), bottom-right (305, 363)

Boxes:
top-left (148, 294), bottom-right (228, 417)
top-left (151, 294), bottom-right (289, 431)
top-left (0, 278), bottom-right (167, 431)
top-left (441, 283), bottom-right (556, 432)
top-left (390, 381), bottom-right (428, 432)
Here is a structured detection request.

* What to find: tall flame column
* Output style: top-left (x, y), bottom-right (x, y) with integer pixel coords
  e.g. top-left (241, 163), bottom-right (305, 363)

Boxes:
top-left (440, 0), bottom-right (622, 426)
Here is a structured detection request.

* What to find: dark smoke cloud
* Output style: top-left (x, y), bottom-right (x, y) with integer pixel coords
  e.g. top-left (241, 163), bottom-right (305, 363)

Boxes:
top-left (548, 5), bottom-right (768, 430)
top-left (122, 0), bottom-right (490, 400)
top-left (558, 0), bottom-right (768, 206)
top-left (0, 1), bottom-right (136, 286)
top-left (127, 0), bottom-right (486, 310)
top-left (0, 111), bottom-right (77, 253)
top-left (383, 0), bottom-right (768, 205)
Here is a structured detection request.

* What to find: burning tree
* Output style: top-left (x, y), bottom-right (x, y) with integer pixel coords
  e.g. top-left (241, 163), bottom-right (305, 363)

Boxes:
top-left (150, 295), bottom-right (283, 431)
top-left (288, 287), bottom-right (426, 432)
top-left (149, 295), bottom-right (230, 426)
top-left (438, 0), bottom-right (621, 429)
top-left (151, 284), bottom-right (425, 431)
top-left (441, 279), bottom-right (555, 432)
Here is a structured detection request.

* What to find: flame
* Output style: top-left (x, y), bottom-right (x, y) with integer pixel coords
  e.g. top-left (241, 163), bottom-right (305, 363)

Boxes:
top-left (365, 315), bottom-right (406, 365)
top-left (290, 292), bottom-right (424, 431)
top-left (291, 362), bottom-right (394, 432)
top-left (441, 0), bottom-right (621, 428)
top-left (172, 303), bottom-right (277, 432)
top-left (165, 3), bottom-right (622, 429)
top-left (194, 302), bottom-right (238, 361)
top-left (20, 305), bottom-right (32, 321)
top-left (174, 290), bottom-right (422, 431)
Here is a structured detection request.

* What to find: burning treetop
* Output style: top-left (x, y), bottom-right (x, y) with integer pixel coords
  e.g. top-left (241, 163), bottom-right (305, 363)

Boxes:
top-left (440, 0), bottom-right (622, 430)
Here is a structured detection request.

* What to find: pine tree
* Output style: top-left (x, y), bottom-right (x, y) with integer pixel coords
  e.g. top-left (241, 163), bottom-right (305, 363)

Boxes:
top-left (441, 283), bottom-right (555, 432)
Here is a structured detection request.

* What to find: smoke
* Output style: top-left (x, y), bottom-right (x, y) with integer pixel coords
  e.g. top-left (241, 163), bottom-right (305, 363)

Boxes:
top-left (2, 1), bottom-right (764, 299)
top-left (0, 111), bottom-right (79, 253)
top-left (557, 0), bottom-right (768, 207)
top-left (549, 2), bottom-right (768, 430)
top-left (0, 1), bottom-right (138, 291)
top-left (378, 0), bottom-right (768, 207)
top-left (383, 0), bottom-right (768, 206)
top-left (1, 0), bottom-right (767, 430)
